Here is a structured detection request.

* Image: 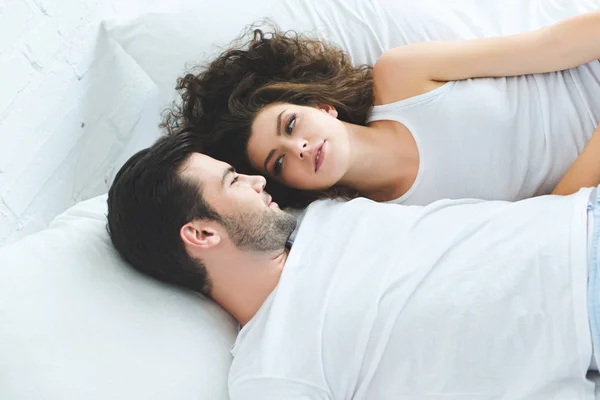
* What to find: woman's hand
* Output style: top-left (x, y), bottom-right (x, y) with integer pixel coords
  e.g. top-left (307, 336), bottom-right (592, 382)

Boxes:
top-left (553, 124), bottom-right (600, 196)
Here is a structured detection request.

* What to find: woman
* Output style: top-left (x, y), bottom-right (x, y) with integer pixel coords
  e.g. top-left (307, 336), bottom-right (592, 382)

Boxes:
top-left (164, 10), bottom-right (600, 209)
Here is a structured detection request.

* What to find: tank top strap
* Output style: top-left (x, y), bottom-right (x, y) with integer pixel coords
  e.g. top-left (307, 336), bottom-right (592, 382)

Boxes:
top-left (367, 81), bottom-right (454, 124)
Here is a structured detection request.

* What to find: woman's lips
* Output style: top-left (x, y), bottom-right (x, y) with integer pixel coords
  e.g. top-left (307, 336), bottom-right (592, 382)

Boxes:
top-left (314, 140), bottom-right (326, 172)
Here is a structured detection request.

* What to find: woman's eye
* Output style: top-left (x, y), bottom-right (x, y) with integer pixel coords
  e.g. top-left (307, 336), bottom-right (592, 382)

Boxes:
top-left (230, 176), bottom-right (239, 185)
top-left (274, 155), bottom-right (285, 176)
top-left (285, 114), bottom-right (296, 135)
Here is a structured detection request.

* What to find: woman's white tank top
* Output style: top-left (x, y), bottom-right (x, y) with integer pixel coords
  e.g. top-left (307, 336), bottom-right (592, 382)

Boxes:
top-left (367, 61), bottom-right (600, 205)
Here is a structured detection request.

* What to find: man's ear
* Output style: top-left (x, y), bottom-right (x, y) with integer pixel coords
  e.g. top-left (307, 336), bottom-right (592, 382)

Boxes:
top-left (318, 104), bottom-right (338, 118)
top-left (180, 220), bottom-right (221, 250)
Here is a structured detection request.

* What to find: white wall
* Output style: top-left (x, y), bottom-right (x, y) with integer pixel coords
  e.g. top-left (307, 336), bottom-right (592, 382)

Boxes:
top-left (0, 0), bottom-right (165, 246)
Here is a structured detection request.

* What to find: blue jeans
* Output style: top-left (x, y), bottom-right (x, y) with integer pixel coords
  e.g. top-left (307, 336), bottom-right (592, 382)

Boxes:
top-left (587, 188), bottom-right (600, 370)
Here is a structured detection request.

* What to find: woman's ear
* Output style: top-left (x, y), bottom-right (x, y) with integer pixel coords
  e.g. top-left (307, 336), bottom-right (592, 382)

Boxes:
top-left (318, 104), bottom-right (338, 118)
top-left (180, 220), bottom-right (221, 250)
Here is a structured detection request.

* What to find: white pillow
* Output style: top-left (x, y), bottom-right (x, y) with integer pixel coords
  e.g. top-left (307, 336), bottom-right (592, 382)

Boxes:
top-left (106, 0), bottom-right (595, 106)
top-left (0, 194), bottom-right (238, 400)
top-left (104, 0), bottom-right (505, 103)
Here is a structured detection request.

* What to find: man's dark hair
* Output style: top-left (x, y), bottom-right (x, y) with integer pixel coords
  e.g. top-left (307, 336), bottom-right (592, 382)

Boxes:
top-left (106, 133), bottom-right (220, 297)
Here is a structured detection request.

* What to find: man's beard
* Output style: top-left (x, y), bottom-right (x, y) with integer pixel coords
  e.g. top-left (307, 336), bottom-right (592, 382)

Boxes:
top-left (222, 208), bottom-right (297, 253)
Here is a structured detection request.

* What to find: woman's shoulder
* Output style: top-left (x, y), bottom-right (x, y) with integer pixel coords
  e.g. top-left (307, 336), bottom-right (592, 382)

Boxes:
top-left (373, 48), bottom-right (446, 106)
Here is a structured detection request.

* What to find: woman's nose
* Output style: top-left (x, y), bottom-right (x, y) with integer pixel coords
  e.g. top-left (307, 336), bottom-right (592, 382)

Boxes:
top-left (286, 139), bottom-right (309, 159)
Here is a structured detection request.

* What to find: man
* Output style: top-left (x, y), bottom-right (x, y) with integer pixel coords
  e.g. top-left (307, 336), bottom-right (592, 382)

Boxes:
top-left (107, 133), bottom-right (597, 399)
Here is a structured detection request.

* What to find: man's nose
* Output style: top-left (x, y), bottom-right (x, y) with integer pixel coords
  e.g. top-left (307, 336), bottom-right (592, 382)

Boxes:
top-left (249, 174), bottom-right (267, 193)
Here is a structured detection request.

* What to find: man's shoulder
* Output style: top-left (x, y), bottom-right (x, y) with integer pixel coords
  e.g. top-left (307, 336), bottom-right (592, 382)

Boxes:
top-left (305, 197), bottom-right (379, 214)
top-left (229, 376), bottom-right (331, 399)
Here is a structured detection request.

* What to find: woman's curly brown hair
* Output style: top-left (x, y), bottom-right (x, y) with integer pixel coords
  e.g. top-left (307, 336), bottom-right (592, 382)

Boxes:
top-left (162, 22), bottom-right (374, 209)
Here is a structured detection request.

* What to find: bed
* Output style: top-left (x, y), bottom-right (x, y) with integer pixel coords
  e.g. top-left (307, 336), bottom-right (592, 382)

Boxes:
top-left (1, 0), bottom-right (599, 398)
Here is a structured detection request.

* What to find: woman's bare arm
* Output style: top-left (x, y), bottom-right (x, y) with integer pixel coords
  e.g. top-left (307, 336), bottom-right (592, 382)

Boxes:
top-left (374, 10), bottom-right (600, 102)
top-left (553, 124), bottom-right (600, 196)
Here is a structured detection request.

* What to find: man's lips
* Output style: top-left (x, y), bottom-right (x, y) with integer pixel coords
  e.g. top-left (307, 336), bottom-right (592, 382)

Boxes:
top-left (266, 195), bottom-right (278, 208)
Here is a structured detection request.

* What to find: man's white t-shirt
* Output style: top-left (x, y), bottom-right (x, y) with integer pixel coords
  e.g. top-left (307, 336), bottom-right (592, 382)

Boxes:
top-left (229, 190), bottom-right (594, 399)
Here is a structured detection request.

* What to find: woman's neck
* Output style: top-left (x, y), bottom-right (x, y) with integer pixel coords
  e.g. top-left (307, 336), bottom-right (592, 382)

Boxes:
top-left (339, 120), bottom-right (419, 202)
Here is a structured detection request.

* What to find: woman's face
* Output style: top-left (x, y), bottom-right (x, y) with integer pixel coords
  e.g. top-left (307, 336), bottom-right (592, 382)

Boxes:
top-left (247, 103), bottom-right (350, 190)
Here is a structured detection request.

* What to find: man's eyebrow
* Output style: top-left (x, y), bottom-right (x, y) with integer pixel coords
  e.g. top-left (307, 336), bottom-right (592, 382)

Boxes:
top-left (221, 166), bottom-right (235, 187)
top-left (263, 110), bottom-right (286, 173)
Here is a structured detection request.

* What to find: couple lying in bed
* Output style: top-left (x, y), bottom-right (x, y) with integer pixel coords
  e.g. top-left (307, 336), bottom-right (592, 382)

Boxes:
top-left (107, 10), bottom-right (600, 399)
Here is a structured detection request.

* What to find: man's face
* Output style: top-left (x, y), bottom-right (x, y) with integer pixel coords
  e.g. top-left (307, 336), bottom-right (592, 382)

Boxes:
top-left (179, 153), bottom-right (297, 252)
